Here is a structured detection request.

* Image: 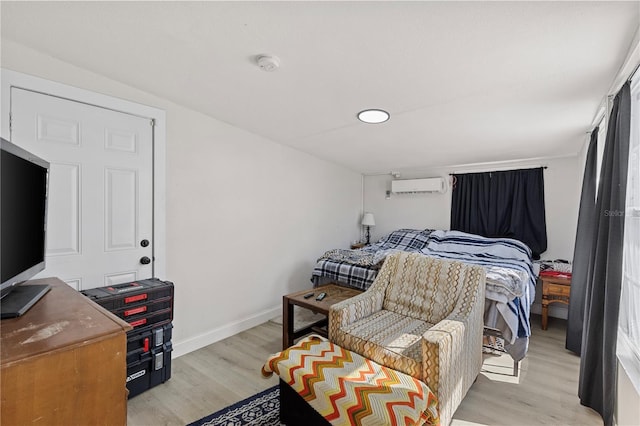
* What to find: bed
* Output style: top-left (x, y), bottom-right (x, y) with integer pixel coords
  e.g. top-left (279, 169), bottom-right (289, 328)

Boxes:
top-left (311, 228), bottom-right (536, 363)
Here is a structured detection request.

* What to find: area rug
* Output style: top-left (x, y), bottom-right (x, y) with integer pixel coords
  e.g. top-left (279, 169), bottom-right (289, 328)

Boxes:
top-left (187, 385), bottom-right (280, 426)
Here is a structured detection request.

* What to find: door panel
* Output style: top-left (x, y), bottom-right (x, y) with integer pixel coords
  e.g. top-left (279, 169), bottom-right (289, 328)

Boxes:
top-left (105, 167), bottom-right (138, 251)
top-left (11, 88), bottom-right (153, 290)
top-left (47, 162), bottom-right (81, 255)
top-left (105, 271), bottom-right (138, 287)
top-left (37, 114), bottom-right (80, 145)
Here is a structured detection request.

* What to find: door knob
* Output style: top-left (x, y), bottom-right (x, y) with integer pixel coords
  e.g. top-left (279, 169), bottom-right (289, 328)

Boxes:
top-left (140, 256), bottom-right (151, 265)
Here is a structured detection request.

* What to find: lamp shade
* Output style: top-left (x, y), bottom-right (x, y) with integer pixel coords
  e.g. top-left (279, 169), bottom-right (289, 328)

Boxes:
top-left (361, 212), bottom-right (375, 227)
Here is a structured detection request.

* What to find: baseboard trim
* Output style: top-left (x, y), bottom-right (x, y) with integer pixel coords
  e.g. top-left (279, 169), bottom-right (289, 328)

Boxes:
top-left (172, 305), bottom-right (280, 358)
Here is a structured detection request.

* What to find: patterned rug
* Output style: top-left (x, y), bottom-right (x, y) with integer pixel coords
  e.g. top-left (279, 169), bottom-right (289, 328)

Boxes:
top-left (186, 385), bottom-right (280, 426)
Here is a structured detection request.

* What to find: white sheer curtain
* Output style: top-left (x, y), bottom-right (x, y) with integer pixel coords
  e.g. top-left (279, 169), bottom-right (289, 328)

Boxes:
top-left (618, 73), bottom-right (640, 393)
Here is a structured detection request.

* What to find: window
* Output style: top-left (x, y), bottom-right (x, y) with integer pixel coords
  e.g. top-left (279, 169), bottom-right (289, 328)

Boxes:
top-left (450, 168), bottom-right (547, 259)
top-left (618, 74), bottom-right (640, 393)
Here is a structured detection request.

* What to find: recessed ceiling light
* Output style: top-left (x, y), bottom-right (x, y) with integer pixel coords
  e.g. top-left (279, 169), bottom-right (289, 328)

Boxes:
top-left (357, 109), bottom-right (390, 124)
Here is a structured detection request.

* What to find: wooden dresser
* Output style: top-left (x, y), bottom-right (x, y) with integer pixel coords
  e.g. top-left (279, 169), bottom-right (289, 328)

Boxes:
top-left (1, 277), bottom-right (132, 425)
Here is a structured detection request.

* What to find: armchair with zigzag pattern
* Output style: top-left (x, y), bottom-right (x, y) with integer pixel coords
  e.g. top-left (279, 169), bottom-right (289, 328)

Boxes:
top-left (328, 251), bottom-right (486, 426)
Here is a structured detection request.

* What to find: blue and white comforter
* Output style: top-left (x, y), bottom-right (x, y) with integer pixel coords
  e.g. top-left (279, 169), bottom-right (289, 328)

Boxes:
top-left (421, 230), bottom-right (536, 346)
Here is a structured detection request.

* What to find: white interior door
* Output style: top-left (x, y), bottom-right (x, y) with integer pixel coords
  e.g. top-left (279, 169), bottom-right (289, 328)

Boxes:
top-left (11, 88), bottom-right (154, 290)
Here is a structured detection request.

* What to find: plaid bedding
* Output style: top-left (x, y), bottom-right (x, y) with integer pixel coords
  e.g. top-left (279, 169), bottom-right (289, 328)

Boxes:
top-left (311, 229), bottom-right (432, 290)
top-left (364, 228), bottom-right (433, 252)
top-left (312, 259), bottom-right (380, 290)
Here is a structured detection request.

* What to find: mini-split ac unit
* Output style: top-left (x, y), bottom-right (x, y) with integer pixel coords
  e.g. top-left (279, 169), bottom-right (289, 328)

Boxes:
top-left (391, 177), bottom-right (445, 194)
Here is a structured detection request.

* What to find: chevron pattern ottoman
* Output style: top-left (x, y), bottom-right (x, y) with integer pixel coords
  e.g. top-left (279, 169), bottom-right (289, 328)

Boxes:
top-left (262, 334), bottom-right (439, 426)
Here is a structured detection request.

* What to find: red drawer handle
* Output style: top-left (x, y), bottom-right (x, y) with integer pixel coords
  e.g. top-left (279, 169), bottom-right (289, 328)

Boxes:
top-left (125, 293), bottom-right (148, 304)
top-left (129, 318), bottom-right (147, 327)
top-left (143, 337), bottom-right (150, 352)
top-left (124, 306), bottom-right (147, 317)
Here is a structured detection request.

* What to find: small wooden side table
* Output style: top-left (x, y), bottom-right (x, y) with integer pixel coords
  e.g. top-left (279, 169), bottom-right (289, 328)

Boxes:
top-left (282, 284), bottom-right (362, 350)
top-left (540, 275), bottom-right (571, 330)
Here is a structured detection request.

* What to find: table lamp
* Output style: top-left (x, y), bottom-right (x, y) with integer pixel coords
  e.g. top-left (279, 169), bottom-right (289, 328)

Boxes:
top-left (361, 212), bottom-right (375, 245)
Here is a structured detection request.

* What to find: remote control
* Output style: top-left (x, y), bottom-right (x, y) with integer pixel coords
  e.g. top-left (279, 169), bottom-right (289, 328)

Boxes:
top-left (316, 292), bottom-right (326, 301)
top-left (303, 292), bottom-right (314, 299)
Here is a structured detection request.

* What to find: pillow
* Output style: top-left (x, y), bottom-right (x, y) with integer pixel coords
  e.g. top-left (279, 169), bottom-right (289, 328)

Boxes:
top-left (372, 228), bottom-right (433, 251)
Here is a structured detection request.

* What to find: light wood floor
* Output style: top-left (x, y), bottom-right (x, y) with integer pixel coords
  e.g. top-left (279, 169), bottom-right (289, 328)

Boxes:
top-left (127, 314), bottom-right (602, 425)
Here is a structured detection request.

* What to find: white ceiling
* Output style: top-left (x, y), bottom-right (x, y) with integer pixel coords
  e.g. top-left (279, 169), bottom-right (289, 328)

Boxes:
top-left (2, 1), bottom-right (638, 174)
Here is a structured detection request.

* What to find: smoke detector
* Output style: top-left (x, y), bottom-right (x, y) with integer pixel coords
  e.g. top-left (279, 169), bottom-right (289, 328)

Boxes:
top-left (256, 55), bottom-right (280, 72)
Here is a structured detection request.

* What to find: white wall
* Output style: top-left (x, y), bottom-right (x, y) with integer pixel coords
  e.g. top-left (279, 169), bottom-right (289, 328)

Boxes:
top-left (1, 40), bottom-right (363, 356)
top-left (363, 155), bottom-right (582, 318)
top-left (617, 361), bottom-right (640, 425)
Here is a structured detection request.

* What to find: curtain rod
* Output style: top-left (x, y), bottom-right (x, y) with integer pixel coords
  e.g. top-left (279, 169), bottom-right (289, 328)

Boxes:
top-left (448, 166), bottom-right (547, 176)
top-left (628, 61), bottom-right (640, 83)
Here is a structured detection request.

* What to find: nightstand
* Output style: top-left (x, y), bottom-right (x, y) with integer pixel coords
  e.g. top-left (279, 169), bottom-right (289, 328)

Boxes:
top-left (540, 275), bottom-right (571, 330)
top-left (350, 242), bottom-right (367, 249)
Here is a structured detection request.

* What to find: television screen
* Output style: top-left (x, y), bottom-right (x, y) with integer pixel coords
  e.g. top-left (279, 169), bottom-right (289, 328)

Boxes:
top-left (1, 138), bottom-right (49, 299)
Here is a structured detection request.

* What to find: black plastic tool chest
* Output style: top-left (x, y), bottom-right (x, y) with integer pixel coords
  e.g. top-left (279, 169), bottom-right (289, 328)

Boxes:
top-left (81, 278), bottom-right (174, 398)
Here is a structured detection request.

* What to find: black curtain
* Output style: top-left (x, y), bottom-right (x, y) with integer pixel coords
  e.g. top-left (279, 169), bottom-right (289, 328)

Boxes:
top-left (566, 129), bottom-right (599, 354)
top-left (451, 167), bottom-right (547, 258)
top-left (578, 82), bottom-right (631, 426)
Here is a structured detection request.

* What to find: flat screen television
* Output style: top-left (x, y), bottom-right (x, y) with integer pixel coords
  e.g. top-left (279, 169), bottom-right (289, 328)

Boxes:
top-left (1, 137), bottom-right (51, 318)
